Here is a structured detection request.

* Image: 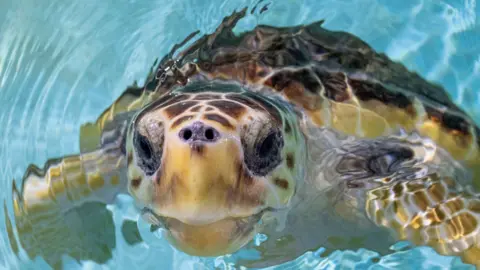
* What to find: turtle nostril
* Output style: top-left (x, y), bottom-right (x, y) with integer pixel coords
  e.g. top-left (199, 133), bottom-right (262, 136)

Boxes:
top-left (182, 129), bottom-right (193, 140)
top-left (205, 128), bottom-right (215, 141)
top-left (178, 122), bottom-right (220, 143)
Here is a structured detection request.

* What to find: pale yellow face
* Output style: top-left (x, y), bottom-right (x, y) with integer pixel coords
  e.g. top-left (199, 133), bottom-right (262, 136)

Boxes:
top-left (125, 82), bottom-right (305, 256)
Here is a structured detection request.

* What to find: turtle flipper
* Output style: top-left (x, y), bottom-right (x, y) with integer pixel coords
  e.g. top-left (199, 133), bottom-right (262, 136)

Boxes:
top-left (9, 146), bottom-right (128, 269)
top-left (7, 106), bottom-right (133, 268)
top-left (366, 170), bottom-right (480, 268)
top-left (315, 131), bottom-right (480, 268)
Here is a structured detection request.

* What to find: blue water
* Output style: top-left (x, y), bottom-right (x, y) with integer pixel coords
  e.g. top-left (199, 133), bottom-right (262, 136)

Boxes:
top-left (0, 0), bottom-right (479, 269)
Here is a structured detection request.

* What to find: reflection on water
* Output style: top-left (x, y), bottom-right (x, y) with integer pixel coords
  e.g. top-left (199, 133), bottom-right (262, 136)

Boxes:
top-left (1, 0), bottom-right (480, 269)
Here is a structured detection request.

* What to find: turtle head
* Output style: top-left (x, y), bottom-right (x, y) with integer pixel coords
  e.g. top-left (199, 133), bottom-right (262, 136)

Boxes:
top-left (126, 82), bottom-right (306, 256)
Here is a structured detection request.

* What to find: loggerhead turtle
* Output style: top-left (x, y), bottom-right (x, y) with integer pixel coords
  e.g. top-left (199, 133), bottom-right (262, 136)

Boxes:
top-left (7, 8), bottom-right (480, 269)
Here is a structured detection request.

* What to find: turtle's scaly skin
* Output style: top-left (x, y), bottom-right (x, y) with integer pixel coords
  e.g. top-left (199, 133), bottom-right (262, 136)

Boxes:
top-left (6, 7), bottom-right (480, 269)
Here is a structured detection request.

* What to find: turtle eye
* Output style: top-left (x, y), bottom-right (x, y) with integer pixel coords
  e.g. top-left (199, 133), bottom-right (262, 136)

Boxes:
top-left (133, 131), bottom-right (162, 176)
top-left (138, 137), bottom-right (152, 159)
top-left (243, 129), bottom-right (284, 176)
top-left (258, 132), bottom-right (279, 157)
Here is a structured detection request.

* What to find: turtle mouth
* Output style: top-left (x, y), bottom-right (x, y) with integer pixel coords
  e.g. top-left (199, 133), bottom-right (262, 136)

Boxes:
top-left (142, 207), bottom-right (266, 231)
top-left (141, 207), bottom-right (267, 256)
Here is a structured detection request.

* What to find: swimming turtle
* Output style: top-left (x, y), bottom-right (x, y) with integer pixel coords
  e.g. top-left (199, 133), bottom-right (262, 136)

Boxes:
top-left (7, 8), bottom-right (480, 269)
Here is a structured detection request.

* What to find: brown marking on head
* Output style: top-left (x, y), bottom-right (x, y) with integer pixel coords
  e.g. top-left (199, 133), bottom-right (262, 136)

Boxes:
top-left (286, 153), bottom-right (294, 169)
top-left (225, 94), bottom-right (266, 112)
top-left (131, 178), bottom-right (142, 189)
top-left (208, 100), bottom-right (247, 119)
top-left (204, 113), bottom-right (235, 130)
top-left (171, 115), bottom-right (195, 129)
top-left (274, 178), bottom-right (289, 189)
top-left (226, 93), bottom-right (282, 125)
top-left (164, 101), bottom-right (199, 118)
top-left (190, 105), bottom-right (203, 112)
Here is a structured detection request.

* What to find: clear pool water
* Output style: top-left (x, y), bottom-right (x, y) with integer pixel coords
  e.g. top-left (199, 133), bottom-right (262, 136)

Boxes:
top-left (1, 0), bottom-right (479, 269)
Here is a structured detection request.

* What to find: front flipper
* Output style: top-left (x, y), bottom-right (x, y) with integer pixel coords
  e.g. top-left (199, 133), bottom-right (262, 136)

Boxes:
top-left (322, 132), bottom-right (480, 268)
top-left (366, 168), bottom-right (480, 268)
top-left (7, 121), bottom-right (130, 269)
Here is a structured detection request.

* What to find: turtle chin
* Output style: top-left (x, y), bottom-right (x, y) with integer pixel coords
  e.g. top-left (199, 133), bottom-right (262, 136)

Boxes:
top-left (162, 213), bottom-right (263, 256)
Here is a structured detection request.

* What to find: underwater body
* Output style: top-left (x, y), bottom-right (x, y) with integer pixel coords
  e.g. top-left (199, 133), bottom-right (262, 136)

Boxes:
top-left (2, 1), bottom-right (480, 270)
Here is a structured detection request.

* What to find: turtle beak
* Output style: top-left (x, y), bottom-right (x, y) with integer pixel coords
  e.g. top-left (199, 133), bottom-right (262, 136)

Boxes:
top-left (161, 214), bottom-right (261, 256)
top-left (141, 207), bottom-right (261, 256)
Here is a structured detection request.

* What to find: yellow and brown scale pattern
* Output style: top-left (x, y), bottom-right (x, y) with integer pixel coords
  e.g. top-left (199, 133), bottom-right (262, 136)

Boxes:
top-left (366, 173), bottom-right (480, 266)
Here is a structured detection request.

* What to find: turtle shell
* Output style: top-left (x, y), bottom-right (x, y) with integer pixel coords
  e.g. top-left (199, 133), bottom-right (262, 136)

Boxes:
top-left (89, 8), bottom-right (479, 179)
top-left (139, 8), bottom-right (479, 178)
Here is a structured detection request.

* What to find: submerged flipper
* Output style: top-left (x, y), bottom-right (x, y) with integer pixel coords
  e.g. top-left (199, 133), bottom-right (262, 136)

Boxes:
top-left (6, 112), bottom-right (131, 269)
top-left (321, 132), bottom-right (480, 268)
top-left (366, 166), bottom-right (480, 268)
